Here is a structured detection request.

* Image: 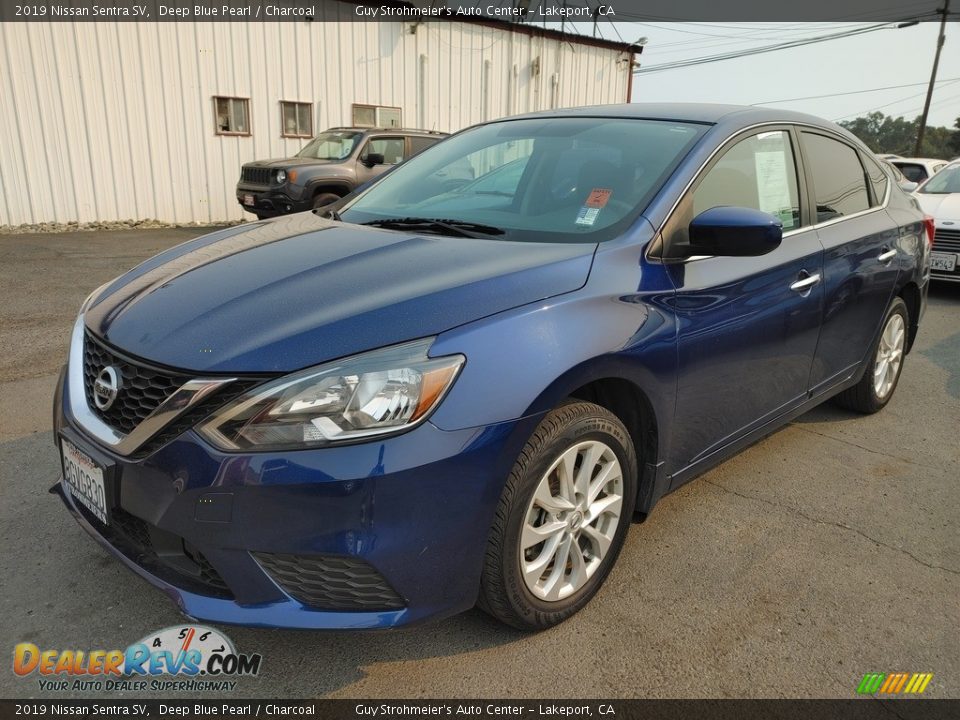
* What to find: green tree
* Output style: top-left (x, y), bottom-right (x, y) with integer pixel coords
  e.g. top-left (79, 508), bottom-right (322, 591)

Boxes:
top-left (839, 112), bottom-right (958, 158)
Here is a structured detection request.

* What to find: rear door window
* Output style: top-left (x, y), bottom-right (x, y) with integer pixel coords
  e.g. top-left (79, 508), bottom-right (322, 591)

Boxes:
top-left (409, 136), bottom-right (440, 156)
top-left (801, 132), bottom-right (870, 222)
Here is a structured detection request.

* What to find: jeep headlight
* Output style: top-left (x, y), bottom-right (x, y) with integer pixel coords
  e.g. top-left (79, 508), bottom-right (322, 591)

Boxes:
top-left (274, 169), bottom-right (287, 184)
top-left (198, 339), bottom-right (464, 451)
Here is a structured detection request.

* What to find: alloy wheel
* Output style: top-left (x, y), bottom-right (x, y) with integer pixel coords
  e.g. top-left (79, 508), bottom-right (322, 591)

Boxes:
top-left (520, 440), bottom-right (624, 602)
top-left (874, 313), bottom-right (905, 400)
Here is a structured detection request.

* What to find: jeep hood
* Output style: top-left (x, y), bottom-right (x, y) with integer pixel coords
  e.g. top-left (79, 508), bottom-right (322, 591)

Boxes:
top-left (244, 157), bottom-right (338, 169)
top-left (84, 213), bottom-right (596, 373)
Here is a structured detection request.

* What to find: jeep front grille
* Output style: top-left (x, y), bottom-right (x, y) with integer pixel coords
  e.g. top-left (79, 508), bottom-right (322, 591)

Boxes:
top-left (241, 167), bottom-right (272, 185)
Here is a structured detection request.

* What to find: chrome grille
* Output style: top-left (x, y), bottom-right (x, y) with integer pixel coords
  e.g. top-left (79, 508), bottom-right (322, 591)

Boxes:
top-left (241, 166), bottom-right (272, 185)
top-left (933, 228), bottom-right (960, 254)
top-left (82, 332), bottom-right (189, 436)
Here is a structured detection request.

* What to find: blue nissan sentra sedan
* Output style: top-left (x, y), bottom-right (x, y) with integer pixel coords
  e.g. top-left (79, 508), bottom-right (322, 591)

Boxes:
top-left (54, 104), bottom-right (931, 630)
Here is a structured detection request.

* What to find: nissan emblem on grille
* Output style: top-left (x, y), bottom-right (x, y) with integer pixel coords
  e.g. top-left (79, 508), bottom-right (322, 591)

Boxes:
top-left (93, 366), bottom-right (121, 411)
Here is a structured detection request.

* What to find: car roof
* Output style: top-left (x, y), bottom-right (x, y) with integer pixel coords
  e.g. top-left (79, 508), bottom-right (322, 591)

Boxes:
top-left (892, 157), bottom-right (947, 164)
top-left (499, 102), bottom-right (845, 131)
top-left (329, 126), bottom-right (447, 135)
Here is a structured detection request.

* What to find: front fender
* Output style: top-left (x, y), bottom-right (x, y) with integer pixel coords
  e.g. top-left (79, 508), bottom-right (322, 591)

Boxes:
top-left (428, 239), bottom-right (679, 464)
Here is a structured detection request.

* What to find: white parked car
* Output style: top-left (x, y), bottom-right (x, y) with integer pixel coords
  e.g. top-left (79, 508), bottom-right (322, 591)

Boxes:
top-left (915, 161), bottom-right (960, 282)
top-left (891, 157), bottom-right (949, 184)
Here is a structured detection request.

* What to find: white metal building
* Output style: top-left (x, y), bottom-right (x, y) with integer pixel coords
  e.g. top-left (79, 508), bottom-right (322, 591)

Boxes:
top-left (0, 7), bottom-right (639, 226)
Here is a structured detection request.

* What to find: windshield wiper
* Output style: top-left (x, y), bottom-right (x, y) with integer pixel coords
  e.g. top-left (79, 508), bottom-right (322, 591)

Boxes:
top-left (361, 217), bottom-right (505, 239)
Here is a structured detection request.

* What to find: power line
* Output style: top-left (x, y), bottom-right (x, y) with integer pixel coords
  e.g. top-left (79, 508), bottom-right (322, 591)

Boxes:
top-left (849, 90), bottom-right (960, 123)
top-left (632, 23), bottom-right (903, 74)
top-left (640, 23), bottom-right (879, 55)
top-left (753, 77), bottom-right (960, 105)
top-left (832, 79), bottom-right (960, 121)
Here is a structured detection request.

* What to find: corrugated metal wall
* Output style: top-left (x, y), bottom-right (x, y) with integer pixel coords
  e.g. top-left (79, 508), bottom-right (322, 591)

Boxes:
top-left (0, 17), bottom-right (630, 226)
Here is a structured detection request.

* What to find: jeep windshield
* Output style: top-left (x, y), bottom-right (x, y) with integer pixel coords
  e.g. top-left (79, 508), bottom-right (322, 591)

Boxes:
top-left (339, 117), bottom-right (706, 242)
top-left (297, 131), bottom-right (362, 161)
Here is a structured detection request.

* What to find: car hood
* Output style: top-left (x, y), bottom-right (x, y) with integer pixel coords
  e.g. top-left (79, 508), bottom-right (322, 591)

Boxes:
top-left (243, 157), bottom-right (340, 169)
top-left (916, 192), bottom-right (960, 222)
top-left (84, 214), bottom-right (596, 373)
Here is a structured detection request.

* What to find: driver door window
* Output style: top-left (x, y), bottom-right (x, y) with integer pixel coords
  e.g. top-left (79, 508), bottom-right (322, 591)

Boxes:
top-left (363, 137), bottom-right (405, 165)
top-left (693, 130), bottom-right (801, 231)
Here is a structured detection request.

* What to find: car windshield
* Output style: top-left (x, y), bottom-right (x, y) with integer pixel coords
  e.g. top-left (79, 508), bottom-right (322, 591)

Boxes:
top-left (339, 117), bottom-right (707, 242)
top-left (918, 164), bottom-right (960, 194)
top-left (297, 131), bottom-right (362, 160)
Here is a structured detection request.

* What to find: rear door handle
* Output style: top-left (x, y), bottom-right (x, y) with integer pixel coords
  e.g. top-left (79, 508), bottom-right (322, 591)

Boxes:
top-left (790, 273), bottom-right (821, 292)
top-left (878, 248), bottom-right (897, 263)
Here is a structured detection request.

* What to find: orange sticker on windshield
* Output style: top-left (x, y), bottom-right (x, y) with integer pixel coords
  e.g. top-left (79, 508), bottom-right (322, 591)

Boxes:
top-left (585, 188), bottom-right (612, 208)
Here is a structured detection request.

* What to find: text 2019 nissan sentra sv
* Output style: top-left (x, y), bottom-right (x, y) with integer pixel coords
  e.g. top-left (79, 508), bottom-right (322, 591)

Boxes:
top-left (54, 104), bottom-right (931, 630)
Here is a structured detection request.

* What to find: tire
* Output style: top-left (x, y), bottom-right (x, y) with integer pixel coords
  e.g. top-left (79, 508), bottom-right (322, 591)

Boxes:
top-left (834, 296), bottom-right (909, 414)
top-left (478, 401), bottom-right (638, 630)
top-left (311, 192), bottom-right (341, 210)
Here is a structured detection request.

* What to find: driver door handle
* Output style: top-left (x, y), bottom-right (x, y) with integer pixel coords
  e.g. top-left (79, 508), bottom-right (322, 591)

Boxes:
top-left (790, 273), bottom-right (821, 292)
top-left (878, 248), bottom-right (897, 263)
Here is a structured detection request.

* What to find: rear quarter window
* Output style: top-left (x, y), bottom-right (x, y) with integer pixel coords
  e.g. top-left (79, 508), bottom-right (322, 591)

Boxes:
top-left (862, 154), bottom-right (889, 206)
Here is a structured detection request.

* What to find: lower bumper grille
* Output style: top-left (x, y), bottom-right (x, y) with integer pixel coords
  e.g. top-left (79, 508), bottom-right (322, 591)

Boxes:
top-left (69, 495), bottom-right (233, 599)
top-left (932, 230), bottom-right (960, 254)
top-left (253, 552), bottom-right (406, 611)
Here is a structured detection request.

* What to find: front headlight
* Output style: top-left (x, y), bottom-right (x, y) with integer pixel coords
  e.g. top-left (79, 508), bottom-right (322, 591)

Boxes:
top-left (198, 338), bottom-right (464, 451)
top-left (274, 169), bottom-right (287, 184)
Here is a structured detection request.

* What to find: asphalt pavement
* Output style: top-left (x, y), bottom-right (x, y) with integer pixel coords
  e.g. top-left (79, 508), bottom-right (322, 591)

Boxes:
top-left (0, 228), bottom-right (957, 699)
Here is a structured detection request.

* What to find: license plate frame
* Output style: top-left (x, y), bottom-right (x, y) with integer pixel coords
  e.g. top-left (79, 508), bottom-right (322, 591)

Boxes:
top-left (60, 437), bottom-right (114, 525)
top-left (930, 252), bottom-right (957, 272)
top-left (243, 194), bottom-right (255, 207)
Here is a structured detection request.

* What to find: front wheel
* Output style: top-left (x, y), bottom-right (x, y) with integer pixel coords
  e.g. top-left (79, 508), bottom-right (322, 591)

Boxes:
top-left (478, 401), bottom-right (637, 630)
top-left (834, 296), bottom-right (909, 413)
top-left (311, 193), bottom-right (341, 210)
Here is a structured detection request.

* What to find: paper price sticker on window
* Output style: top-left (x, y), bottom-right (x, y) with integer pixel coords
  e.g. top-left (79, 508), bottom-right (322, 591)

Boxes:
top-left (586, 188), bottom-right (612, 208)
top-left (576, 188), bottom-right (612, 226)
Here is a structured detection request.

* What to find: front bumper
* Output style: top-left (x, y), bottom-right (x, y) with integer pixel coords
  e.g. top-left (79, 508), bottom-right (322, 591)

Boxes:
top-left (55, 365), bottom-right (539, 629)
top-left (235, 185), bottom-right (309, 217)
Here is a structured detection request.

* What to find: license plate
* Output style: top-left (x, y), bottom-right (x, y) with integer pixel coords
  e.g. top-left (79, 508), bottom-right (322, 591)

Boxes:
top-left (61, 439), bottom-right (109, 524)
top-left (243, 194), bottom-right (255, 207)
top-left (930, 252), bottom-right (957, 272)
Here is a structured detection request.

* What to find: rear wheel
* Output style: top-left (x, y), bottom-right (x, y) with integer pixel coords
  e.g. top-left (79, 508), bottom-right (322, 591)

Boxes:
top-left (834, 297), bottom-right (908, 413)
top-left (478, 401), bottom-right (637, 630)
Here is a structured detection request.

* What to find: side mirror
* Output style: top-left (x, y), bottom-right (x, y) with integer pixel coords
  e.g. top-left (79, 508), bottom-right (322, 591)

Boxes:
top-left (687, 206), bottom-right (783, 257)
top-left (899, 179), bottom-right (918, 193)
top-left (362, 152), bottom-right (385, 168)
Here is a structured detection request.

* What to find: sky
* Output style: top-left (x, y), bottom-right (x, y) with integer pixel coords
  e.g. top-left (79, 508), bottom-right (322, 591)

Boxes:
top-left (566, 21), bottom-right (960, 128)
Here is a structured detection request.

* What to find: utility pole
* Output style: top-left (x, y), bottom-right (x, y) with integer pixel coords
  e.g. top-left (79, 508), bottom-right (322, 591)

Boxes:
top-left (915, 0), bottom-right (950, 155)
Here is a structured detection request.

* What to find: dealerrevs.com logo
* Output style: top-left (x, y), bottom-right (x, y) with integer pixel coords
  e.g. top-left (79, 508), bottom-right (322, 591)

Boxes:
top-left (12, 625), bottom-right (262, 693)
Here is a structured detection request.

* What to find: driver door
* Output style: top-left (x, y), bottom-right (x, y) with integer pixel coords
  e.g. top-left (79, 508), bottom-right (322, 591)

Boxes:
top-left (662, 127), bottom-right (825, 480)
